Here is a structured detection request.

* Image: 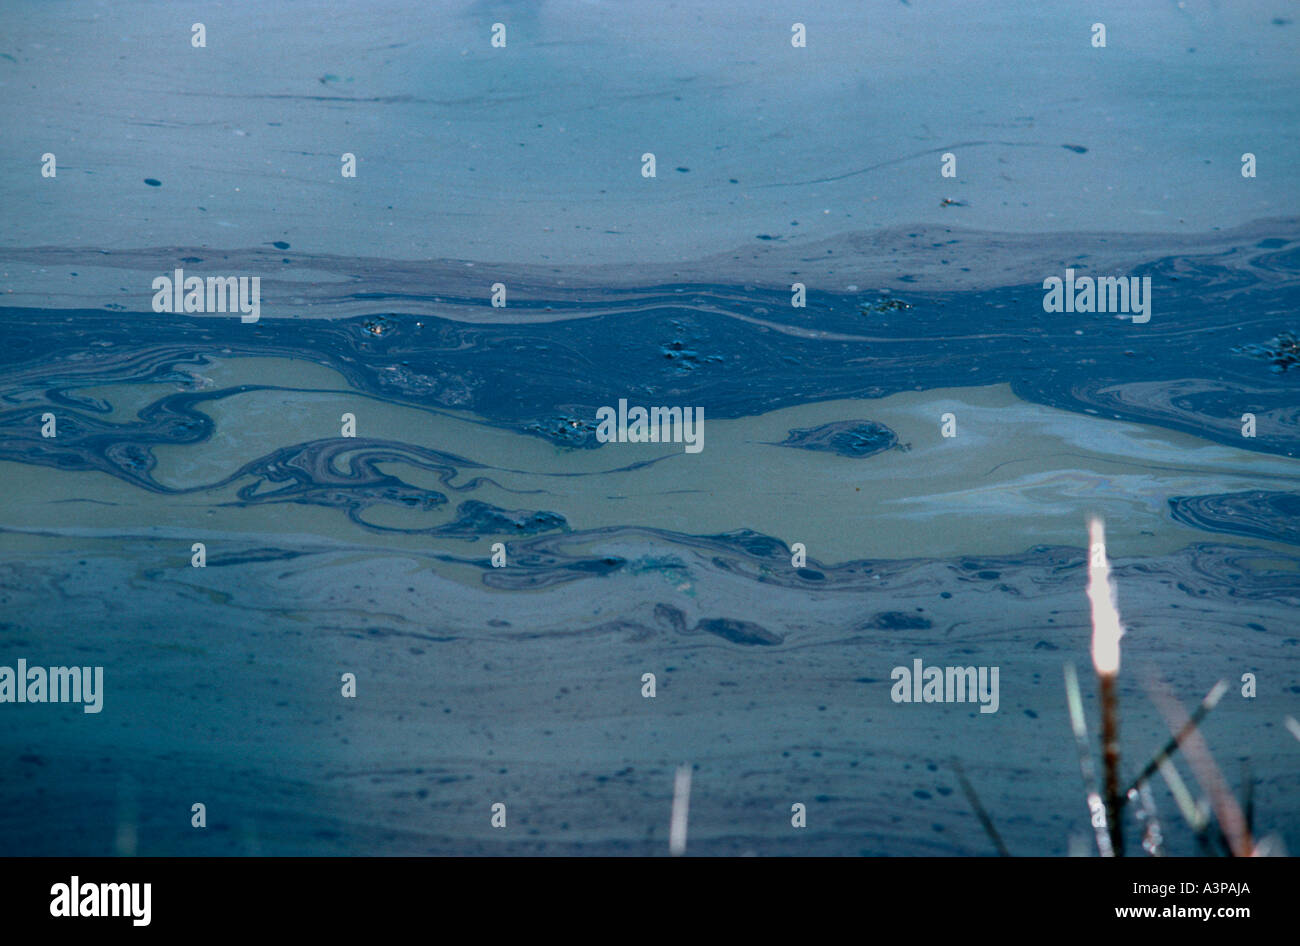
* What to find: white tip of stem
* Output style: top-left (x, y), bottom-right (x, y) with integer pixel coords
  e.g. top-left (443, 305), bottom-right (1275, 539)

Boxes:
top-left (669, 764), bottom-right (691, 856)
top-left (1087, 517), bottom-right (1125, 676)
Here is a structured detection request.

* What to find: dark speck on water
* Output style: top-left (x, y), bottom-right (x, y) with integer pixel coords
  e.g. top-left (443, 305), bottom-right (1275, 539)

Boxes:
top-left (1062, 144), bottom-right (1088, 153)
top-left (143, 178), bottom-right (161, 186)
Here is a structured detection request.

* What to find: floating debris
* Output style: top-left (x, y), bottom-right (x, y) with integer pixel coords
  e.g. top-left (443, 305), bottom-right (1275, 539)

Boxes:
top-left (660, 336), bottom-right (724, 372)
top-left (859, 297), bottom-right (913, 315)
top-left (1234, 331), bottom-right (1299, 372)
top-left (361, 316), bottom-right (395, 337)
top-left (522, 414), bottom-right (600, 448)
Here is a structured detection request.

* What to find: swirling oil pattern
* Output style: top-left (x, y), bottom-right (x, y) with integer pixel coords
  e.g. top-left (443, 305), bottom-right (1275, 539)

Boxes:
top-left (1, 0), bottom-right (1299, 858)
top-left (2, 233), bottom-right (1298, 856)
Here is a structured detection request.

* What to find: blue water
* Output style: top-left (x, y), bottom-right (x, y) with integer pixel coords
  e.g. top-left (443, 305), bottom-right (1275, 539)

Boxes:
top-left (1, 0), bottom-right (1297, 856)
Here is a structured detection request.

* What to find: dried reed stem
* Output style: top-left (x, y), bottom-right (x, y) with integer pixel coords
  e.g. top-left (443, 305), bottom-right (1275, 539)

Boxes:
top-left (952, 757), bottom-right (1010, 857)
top-left (1123, 679), bottom-right (1228, 801)
top-left (1064, 663), bottom-right (1113, 857)
top-left (1099, 671), bottom-right (1124, 855)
